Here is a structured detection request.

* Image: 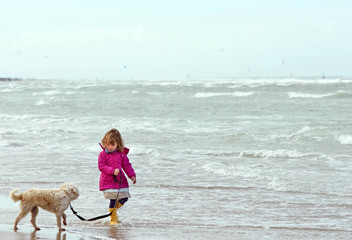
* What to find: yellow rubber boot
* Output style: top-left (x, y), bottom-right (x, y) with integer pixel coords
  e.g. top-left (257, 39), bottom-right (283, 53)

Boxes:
top-left (109, 202), bottom-right (123, 225)
top-left (116, 202), bottom-right (123, 209)
top-left (109, 208), bottom-right (118, 225)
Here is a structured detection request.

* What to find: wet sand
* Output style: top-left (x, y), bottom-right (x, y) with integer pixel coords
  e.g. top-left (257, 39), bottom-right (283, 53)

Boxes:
top-left (0, 231), bottom-right (27, 240)
top-left (0, 224), bottom-right (104, 240)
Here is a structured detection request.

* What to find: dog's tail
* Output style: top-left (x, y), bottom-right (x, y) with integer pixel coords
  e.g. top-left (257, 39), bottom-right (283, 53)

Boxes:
top-left (10, 189), bottom-right (22, 202)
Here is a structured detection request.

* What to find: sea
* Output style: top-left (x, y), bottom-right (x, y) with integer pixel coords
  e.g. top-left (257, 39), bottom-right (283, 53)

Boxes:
top-left (0, 77), bottom-right (351, 239)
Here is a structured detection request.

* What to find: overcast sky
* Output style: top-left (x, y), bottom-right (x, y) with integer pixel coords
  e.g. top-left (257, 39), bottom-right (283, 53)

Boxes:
top-left (1, 0), bottom-right (351, 80)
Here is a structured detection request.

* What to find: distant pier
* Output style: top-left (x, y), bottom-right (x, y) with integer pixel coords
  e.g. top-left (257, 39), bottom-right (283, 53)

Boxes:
top-left (0, 78), bottom-right (22, 81)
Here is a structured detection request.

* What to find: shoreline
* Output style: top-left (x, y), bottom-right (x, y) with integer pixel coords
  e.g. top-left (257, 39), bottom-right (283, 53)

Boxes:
top-left (0, 224), bottom-right (105, 240)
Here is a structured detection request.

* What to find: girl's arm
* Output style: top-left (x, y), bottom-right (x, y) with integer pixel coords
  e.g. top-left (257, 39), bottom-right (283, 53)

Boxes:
top-left (98, 152), bottom-right (115, 175)
top-left (121, 151), bottom-right (136, 180)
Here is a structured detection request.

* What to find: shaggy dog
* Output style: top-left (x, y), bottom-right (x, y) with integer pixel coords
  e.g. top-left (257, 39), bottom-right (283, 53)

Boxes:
top-left (10, 182), bottom-right (80, 232)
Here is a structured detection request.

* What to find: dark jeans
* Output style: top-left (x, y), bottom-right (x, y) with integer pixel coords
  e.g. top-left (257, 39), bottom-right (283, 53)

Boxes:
top-left (109, 198), bottom-right (128, 208)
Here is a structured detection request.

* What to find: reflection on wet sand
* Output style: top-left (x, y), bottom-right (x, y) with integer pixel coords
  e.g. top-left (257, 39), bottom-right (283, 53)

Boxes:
top-left (29, 230), bottom-right (66, 240)
top-left (108, 226), bottom-right (127, 240)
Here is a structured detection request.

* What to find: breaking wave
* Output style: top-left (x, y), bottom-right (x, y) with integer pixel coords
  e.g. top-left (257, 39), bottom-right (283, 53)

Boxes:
top-left (288, 90), bottom-right (352, 99)
top-left (195, 91), bottom-right (256, 98)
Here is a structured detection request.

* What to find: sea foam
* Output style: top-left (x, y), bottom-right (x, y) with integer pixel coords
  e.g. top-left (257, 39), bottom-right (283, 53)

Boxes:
top-left (194, 91), bottom-right (255, 98)
top-left (239, 149), bottom-right (313, 158)
top-left (337, 135), bottom-right (352, 145)
top-left (288, 90), bottom-right (351, 99)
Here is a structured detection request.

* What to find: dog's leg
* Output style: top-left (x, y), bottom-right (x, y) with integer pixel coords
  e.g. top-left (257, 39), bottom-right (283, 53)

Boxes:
top-left (14, 204), bottom-right (31, 231)
top-left (55, 213), bottom-right (65, 231)
top-left (62, 213), bottom-right (67, 226)
top-left (30, 206), bottom-right (41, 231)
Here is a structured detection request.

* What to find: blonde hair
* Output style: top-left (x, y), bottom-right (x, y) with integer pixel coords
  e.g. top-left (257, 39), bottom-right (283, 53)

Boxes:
top-left (101, 128), bottom-right (124, 152)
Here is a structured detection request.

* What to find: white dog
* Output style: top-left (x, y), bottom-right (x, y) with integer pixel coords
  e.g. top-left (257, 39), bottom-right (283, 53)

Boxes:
top-left (10, 182), bottom-right (80, 231)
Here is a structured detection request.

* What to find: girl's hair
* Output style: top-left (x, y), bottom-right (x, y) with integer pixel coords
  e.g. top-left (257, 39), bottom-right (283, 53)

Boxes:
top-left (101, 128), bottom-right (124, 152)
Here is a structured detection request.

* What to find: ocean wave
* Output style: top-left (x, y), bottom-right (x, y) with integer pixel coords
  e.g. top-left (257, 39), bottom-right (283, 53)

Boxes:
top-left (202, 163), bottom-right (296, 195)
top-left (288, 90), bottom-right (351, 99)
top-left (129, 146), bottom-right (160, 156)
top-left (1, 88), bottom-right (21, 93)
top-left (239, 149), bottom-right (317, 159)
top-left (0, 113), bottom-right (74, 124)
top-left (276, 78), bottom-right (352, 86)
top-left (143, 183), bottom-right (254, 191)
top-left (32, 90), bottom-right (61, 96)
top-left (267, 179), bottom-right (352, 197)
top-left (177, 148), bottom-right (240, 156)
top-left (278, 126), bottom-right (330, 142)
top-left (137, 77), bottom-right (352, 88)
top-left (178, 147), bottom-right (324, 159)
top-left (337, 135), bottom-right (352, 145)
top-left (147, 92), bottom-right (164, 95)
top-left (202, 162), bottom-right (263, 179)
top-left (288, 92), bottom-right (332, 99)
top-left (139, 81), bottom-right (195, 87)
top-left (227, 78), bottom-right (352, 88)
top-left (65, 90), bottom-right (81, 95)
top-left (194, 91), bottom-right (255, 98)
top-left (0, 114), bottom-right (38, 120)
top-left (202, 162), bottom-right (352, 197)
top-left (35, 99), bottom-right (49, 105)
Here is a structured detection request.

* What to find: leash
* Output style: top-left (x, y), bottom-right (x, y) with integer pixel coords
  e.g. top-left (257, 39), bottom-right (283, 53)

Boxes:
top-left (70, 174), bottom-right (121, 221)
top-left (69, 204), bottom-right (115, 221)
top-left (70, 143), bottom-right (122, 221)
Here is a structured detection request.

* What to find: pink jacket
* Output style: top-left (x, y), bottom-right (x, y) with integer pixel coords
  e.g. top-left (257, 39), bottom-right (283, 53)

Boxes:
top-left (98, 147), bottom-right (136, 191)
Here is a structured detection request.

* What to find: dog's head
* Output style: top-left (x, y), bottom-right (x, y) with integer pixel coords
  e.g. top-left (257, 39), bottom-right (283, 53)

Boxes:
top-left (60, 182), bottom-right (80, 200)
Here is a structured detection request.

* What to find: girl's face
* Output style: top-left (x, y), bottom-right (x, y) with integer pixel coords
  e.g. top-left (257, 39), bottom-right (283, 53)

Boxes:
top-left (106, 143), bottom-right (117, 152)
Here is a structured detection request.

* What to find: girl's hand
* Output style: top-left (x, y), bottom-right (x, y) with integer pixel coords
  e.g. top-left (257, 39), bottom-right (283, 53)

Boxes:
top-left (114, 169), bottom-right (120, 175)
top-left (131, 177), bottom-right (137, 184)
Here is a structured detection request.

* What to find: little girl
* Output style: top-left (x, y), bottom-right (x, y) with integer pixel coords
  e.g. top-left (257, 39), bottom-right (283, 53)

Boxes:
top-left (98, 128), bottom-right (136, 225)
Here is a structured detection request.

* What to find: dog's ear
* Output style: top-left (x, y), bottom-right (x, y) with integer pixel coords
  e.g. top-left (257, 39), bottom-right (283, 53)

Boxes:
top-left (61, 182), bottom-right (74, 190)
top-left (70, 187), bottom-right (80, 199)
top-left (60, 182), bottom-right (69, 190)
